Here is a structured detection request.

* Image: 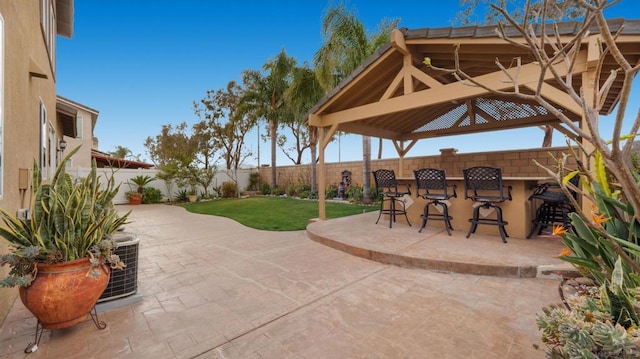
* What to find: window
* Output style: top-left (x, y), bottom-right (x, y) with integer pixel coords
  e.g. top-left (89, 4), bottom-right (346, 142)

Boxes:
top-left (40, 0), bottom-right (55, 70)
top-left (76, 115), bottom-right (83, 139)
top-left (39, 101), bottom-right (48, 179)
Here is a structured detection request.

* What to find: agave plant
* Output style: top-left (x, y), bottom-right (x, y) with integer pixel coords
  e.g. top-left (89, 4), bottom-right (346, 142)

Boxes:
top-left (0, 146), bottom-right (129, 287)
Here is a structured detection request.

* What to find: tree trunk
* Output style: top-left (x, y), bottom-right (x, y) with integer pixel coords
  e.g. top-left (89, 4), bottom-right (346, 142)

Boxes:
top-left (362, 135), bottom-right (371, 203)
top-left (270, 120), bottom-right (277, 188)
top-left (541, 125), bottom-right (553, 147)
top-left (377, 137), bottom-right (383, 159)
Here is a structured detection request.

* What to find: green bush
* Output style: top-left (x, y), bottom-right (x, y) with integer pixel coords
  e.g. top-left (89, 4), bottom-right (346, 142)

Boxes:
top-left (142, 187), bottom-right (163, 204)
top-left (271, 187), bottom-right (285, 196)
top-left (174, 189), bottom-right (188, 202)
top-left (299, 190), bottom-right (311, 199)
top-left (221, 182), bottom-right (238, 198)
top-left (260, 183), bottom-right (271, 195)
top-left (325, 184), bottom-right (338, 199)
top-left (248, 172), bottom-right (260, 191)
top-left (286, 184), bottom-right (297, 197)
top-left (346, 184), bottom-right (363, 202)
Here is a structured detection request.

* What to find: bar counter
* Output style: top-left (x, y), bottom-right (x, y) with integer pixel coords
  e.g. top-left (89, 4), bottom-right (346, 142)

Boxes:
top-left (393, 176), bottom-right (550, 239)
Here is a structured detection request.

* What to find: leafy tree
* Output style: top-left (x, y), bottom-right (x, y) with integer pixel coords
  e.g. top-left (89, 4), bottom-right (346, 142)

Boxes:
top-left (145, 121), bottom-right (220, 199)
top-left (240, 49), bottom-right (296, 188)
top-left (194, 81), bottom-right (255, 171)
top-left (314, 1), bottom-right (397, 202)
top-left (144, 122), bottom-right (195, 169)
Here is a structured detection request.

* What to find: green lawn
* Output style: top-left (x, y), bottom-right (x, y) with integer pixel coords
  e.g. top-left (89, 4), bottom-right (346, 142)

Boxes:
top-left (182, 196), bottom-right (377, 231)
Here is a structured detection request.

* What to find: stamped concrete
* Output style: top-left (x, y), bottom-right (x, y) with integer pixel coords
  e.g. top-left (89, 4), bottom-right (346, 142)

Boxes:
top-left (0, 204), bottom-right (562, 358)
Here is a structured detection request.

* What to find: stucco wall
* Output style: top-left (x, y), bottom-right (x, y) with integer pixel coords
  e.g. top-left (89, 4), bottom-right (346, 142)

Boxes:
top-left (258, 146), bottom-right (577, 190)
top-left (0, 0), bottom-right (63, 324)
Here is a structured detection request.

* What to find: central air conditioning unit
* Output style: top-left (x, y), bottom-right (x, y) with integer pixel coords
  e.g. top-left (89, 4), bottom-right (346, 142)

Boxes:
top-left (98, 233), bottom-right (140, 302)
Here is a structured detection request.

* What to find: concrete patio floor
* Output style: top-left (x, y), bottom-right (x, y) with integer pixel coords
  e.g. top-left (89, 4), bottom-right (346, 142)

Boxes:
top-left (0, 204), bottom-right (564, 358)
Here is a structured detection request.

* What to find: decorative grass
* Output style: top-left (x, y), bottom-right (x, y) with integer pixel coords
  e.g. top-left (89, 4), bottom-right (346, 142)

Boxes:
top-left (182, 196), bottom-right (377, 231)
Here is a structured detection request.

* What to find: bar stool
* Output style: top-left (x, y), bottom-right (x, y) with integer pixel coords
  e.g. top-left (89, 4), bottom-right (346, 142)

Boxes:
top-left (526, 177), bottom-right (577, 238)
top-left (372, 169), bottom-right (411, 228)
top-left (462, 166), bottom-right (512, 243)
top-left (413, 168), bottom-right (457, 235)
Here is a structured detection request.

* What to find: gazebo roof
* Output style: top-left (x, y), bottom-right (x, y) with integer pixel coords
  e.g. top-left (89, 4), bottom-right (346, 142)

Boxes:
top-left (308, 18), bottom-right (640, 142)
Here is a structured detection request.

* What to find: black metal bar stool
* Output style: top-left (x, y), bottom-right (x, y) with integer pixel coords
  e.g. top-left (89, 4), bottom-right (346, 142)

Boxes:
top-left (462, 166), bottom-right (512, 243)
top-left (526, 178), bottom-right (577, 238)
top-left (413, 168), bottom-right (457, 235)
top-left (372, 169), bottom-right (411, 228)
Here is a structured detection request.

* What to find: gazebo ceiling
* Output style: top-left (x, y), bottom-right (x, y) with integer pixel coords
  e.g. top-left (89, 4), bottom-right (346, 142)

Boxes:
top-left (309, 18), bottom-right (640, 143)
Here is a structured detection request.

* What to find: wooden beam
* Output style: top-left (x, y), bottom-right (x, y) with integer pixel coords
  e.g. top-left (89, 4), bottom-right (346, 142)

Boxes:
top-left (318, 127), bottom-right (327, 220)
top-left (586, 35), bottom-right (601, 68)
top-left (391, 28), bottom-right (410, 55)
top-left (551, 123), bottom-right (579, 141)
top-left (408, 66), bottom-right (444, 89)
top-left (311, 48), bottom-right (397, 114)
top-left (311, 52), bottom-right (587, 127)
top-left (524, 82), bottom-right (583, 116)
top-left (380, 70), bottom-right (403, 101)
top-left (404, 56), bottom-right (414, 95)
top-left (320, 123), bottom-right (338, 149)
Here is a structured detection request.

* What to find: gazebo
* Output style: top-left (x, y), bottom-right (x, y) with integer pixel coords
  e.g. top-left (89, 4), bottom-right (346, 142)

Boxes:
top-left (308, 19), bottom-right (640, 220)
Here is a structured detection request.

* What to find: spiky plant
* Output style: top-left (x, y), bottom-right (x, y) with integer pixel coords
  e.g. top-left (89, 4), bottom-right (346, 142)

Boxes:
top-left (0, 146), bottom-right (129, 287)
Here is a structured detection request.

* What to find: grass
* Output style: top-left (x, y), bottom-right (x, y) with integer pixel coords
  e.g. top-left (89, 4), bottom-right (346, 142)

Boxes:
top-left (182, 196), bottom-right (377, 231)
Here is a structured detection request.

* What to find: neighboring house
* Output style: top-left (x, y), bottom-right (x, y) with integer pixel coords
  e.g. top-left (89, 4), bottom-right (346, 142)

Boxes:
top-left (56, 96), bottom-right (154, 170)
top-left (0, 0), bottom-right (74, 324)
top-left (57, 95), bottom-right (99, 168)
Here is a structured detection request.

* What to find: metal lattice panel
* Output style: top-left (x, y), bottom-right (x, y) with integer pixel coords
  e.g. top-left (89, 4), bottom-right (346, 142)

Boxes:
top-left (476, 98), bottom-right (548, 121)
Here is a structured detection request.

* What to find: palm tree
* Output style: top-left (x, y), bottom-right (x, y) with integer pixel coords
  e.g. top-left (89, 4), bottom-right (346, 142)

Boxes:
top-left (285, 63), bottom-right (324, 191)
top-left (314, 2), bottom-right (397, 202)
top-left (240, 49), bottom-right (295, 189)
top-left (110, 145), bottom-right (132, 159)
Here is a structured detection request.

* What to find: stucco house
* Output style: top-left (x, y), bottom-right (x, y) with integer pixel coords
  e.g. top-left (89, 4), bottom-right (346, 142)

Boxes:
top-left (0, 0), bottom-right (74, 323)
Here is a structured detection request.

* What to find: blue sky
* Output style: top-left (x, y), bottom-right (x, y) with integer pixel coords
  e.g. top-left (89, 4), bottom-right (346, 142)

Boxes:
top-left (56, 1), bottom-right (639, 166)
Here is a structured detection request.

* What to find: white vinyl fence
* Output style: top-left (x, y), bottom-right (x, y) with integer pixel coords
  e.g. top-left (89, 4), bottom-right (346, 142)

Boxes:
top-left (67, 167), bottom-right (256, 204)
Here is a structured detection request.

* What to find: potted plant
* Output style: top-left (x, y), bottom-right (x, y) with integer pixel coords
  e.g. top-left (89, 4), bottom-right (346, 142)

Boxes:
top-left (187, 188), bottom-right (198, 203)
top-left (126, 191), bottom-right (142, 205)
top-left (127, 175), bottom-right (155, 205)
top-left (0, 146), bottom-right (129, 342)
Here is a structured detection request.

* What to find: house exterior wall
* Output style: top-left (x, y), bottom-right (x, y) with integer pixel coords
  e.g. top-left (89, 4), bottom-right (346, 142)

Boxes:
top-left (258, 147), bottom-right (577, 191)
top-left (61, 102), bottom-right (97, 169)
top-left (0, 0), bottom-right (66, 324)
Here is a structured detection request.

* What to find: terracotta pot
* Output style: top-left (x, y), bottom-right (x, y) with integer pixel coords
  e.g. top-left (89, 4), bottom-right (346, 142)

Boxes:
top-left (188, 194), bottom-right (198, 203)
top-left (19, 258), bottom-right (110, 329)
top-left (129, 193), bottom-right (142, 205)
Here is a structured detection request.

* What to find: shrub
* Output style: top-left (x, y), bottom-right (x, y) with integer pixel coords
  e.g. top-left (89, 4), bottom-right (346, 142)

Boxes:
top-left (221, 182), bottom-right (238, 198)
top-left (260, 183), bottom-right (271, 195)
top-left (299, 190), bottom-right (311, 199)
top-left (271, 187), bottom-right (285, 196)
top-left (346, 184), bottom-right (363, 202)
top-left (325, 185), bottom-right (338, 199)
top-left (286, 184), bottom-right (297, 197)
top-left (248, 172), bottom-right (260, 191)
top-left (174, 189), bottom-right (188, 202)
top-left (142, 187), bottom-right (163, 204)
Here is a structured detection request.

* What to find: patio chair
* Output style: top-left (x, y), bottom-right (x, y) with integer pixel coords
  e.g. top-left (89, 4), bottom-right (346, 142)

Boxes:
top-left (462, 166), bottom-right (512, 243)
top-left (526, 176), bottom-right (578, 238)
top-left (372, 169), bottom-right (411, 228)
top-left (413, 168), bottom-right (457, 235)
